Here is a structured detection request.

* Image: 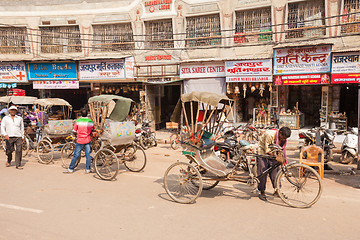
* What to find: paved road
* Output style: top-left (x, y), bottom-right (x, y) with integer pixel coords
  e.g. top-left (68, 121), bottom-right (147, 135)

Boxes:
top-left (0, 145), bottom-right (359, 240)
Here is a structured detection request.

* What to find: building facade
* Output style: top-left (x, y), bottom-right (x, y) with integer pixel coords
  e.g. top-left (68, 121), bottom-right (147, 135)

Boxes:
top-left (0, 0), bottom-right (359, 128)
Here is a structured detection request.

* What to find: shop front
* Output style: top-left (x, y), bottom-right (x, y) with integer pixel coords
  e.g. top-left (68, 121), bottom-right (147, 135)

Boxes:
top-left (274, 45), bottom-right (332, 129)
top-left (225, 59), bottom-right (274, 126)
top-left (0, 62), bottom-right (34, 97)
top-left (330, 52), bottom-right (360, 128)
top-left (26, 61), bottom-right (84, 112)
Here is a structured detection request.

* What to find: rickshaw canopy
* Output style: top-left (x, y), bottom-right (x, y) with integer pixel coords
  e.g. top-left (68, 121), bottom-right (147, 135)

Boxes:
top-left (88, 94), bottom-right (134, 122)
top-left (33, 98), bottom-right (72, 109)
top-left (0, 96), bottom-right (38, 105)
top-left (180, 91), bottom-right (233, 106)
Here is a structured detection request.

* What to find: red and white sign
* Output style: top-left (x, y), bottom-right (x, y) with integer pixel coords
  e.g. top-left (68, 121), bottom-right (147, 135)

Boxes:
top-left (144, 0), bottom-right (172, 13)
top-left (145, 55), bottom-right (172, 61)
top-left (225, 59), bottom-right (272, 82)
top-left (274, 45), bottom-right (331, 75)
top-left (275, 74), bottom-right (330, 85)
top-left (180, 63), bottom-right (225, 79)
top-left (331, 52), bottom-right (360, 84)
top-left (0, 62), bottom-right (28, 83)
top-left (332, 73), bottom-right (360, 84)
top-left (33, 81), bottom-right (79, 89)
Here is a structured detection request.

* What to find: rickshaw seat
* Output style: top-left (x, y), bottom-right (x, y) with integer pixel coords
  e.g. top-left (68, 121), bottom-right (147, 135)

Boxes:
top-left (194, 149), bottom-right (231, 177)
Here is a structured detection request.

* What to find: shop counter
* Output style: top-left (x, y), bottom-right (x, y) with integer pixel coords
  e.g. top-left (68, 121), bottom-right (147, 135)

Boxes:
top-left (279, 113), bottom-right (305, 129)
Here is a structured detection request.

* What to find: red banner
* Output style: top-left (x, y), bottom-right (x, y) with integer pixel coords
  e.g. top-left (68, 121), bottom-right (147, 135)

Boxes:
top-left (275, 74), bottom-right (330, 85)
top-left (331, 73), bottom-right (360, 84)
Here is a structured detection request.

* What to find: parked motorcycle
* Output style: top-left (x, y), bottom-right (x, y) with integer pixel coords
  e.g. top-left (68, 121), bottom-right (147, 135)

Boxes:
top-left (214, 126), bottom-right (255, 171)
top-left (135, 120), bottom-right (157, 150)
top-left (340, 128), bottom-right (358, 164)
top-left (299, 127), bottom-right (335, 163)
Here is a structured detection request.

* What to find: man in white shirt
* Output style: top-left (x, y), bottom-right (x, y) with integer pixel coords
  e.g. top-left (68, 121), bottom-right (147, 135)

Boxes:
top-left (1, 106), bottom-right (24, 169)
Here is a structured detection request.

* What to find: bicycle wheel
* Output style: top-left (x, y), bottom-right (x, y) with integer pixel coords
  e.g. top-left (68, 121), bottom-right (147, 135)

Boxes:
top-left (123, 144), bottom-right (147, 172)
top-left (276, 163), bottom-right (322, 208)
top-left (170, 133), bottom-right (180, 150)
top-left (37, 139), bottom-right (54, 164)
top-left (94, 149), bottom-right (119, 181)
top-left (139, 135), bottom-right (148, 150)
top-left (22, 137), bottom-right (30, 157)
top-left (61, 142), bottom-right (81, 169)
top-left (164, 162), bottom-right (203, 204)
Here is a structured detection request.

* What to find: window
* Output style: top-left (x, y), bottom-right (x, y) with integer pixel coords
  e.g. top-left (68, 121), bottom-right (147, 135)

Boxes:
top-left (93, 23), bottom-right (134, 52)
top-left (186, 14), bottom-right (221, 47)
top-left (0, 27), bottom-right (28, 54)
top-left (145, 19), bottom-right (174, 49)
top-left (342, 0), bottom-right (360, 33)
top-left (41, 26), bottom-right (82, 53)
top-left (235, 8), bottom-right (272, 43)
top-left (286, 0), bottom-right (325, 39)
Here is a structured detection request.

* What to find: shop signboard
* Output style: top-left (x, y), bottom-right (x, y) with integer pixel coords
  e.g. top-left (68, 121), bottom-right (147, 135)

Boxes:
top-left (143, 0), bottom-right (173, 14)
top-left (27, 62), bottom-right (77, 81)
top-left (180, 63), bottom-right (225, 79)
top-left (33, 80), bottom-right (79, 89)
top-left (331, 52), bottom-right (360, 84)
top-left (0, 62), bottom-right (28, 82)
top-left (0, 83), bottom-right (17, 88)
top-left (273, 45), bottom-right (332, 75)
top-left (225, 59), bottom-right (272, 82)
top-left (274, 74), bottom-right (330, 85)
top-left (79, 60), bottom-right (125, 80)
top-left (125, 57), bottom-right (135, 79)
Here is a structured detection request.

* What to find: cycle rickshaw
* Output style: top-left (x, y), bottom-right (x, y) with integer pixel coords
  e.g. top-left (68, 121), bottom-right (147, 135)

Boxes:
top-left (62, 94), bottom-right (146, 181)
top-left (0, 95), bottom-right (38, 156)
top-left (34, 98), bottom-right (74, 164)
top-left (163, 91), bottom-right (322, 208)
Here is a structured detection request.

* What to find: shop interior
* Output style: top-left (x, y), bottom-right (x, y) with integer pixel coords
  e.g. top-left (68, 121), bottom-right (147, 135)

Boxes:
top-left (100, 83), bottom-right (144, 102)
top-left (227, 83), bottom-right (274, 125)
top-left (339, 85), bottom-right (358, 127)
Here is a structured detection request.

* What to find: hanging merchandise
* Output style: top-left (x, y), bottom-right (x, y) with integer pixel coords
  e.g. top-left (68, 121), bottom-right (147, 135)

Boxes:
top-left (259, 84), bottom-right (265, 97)
top-left (243, 83), bottom-right (247, 98)
top-left (115, 88), bottom-right (120, 94)
top-left (227, 85), bottom-right (231, 94)
top-left (255, 83), bottom-right (260, 89)
top-left (251, 85), bottom-right (256, 93)
top-left (268, 83), bottom-right (272, 92)
top-left (235, 85), bottom-right (240, 94)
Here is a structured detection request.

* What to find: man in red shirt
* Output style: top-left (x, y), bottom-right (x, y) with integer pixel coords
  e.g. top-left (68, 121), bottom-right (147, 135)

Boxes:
top-left (64, 109), bottom-right (95, 174)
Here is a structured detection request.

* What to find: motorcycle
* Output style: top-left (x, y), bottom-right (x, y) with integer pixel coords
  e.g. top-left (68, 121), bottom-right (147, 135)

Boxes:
top-left (340, 128), bottom-right (358, 164)
top-left (135, 120), bottom-right (157, 150)
top-left (214, 126), bottom-right (256, 171)
top-left (299, 127), bottom-right (335, 163)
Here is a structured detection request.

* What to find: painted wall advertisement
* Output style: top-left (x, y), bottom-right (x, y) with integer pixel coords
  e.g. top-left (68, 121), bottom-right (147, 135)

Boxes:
top-left (225, 59), bottom-right (272, 82)
top-left (273, 45), bottom-right (332, 75)
top-left (79, 59), bottom-right (125, 80)
top-left (331, 52), bottom-right (360, 84)
top-left (33, 81), bottom-right (79, 89)
top-left (27, 62), bottom-right (77, 81)
top-left (0, 62), bottom-right (28, 82)
top-left (180, 63), bottom-right (225, 79)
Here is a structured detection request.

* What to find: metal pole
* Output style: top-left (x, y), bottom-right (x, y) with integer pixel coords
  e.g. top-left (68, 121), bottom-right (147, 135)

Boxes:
top-left (357, 85), bottom-right (360, 170)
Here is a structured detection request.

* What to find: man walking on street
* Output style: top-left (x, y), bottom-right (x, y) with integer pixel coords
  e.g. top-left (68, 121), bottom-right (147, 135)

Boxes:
top-left (1, 106), bottom-right (24, 169)
top-left (257, 127), bottom-right (291, 201)
top-left (64, 109), bottom-right (95, 174)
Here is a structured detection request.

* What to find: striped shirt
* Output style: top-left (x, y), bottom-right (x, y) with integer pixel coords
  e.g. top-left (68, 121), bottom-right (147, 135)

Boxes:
top-left (73, 117), bottom-right (94, 144)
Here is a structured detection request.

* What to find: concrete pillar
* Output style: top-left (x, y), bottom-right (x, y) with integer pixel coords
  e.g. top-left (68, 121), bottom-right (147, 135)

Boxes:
top-left (272, 0), bottom-right (287, 43)
top-left (78, 15), bottom-right (94, 56)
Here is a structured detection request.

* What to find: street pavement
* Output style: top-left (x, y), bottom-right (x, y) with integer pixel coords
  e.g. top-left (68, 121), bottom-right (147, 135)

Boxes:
top-left (0, 143), bottom-right (360, 240)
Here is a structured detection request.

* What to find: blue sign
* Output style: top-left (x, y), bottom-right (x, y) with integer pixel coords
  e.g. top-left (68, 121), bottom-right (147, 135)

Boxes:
top-left (26, 62), bottom-right (77, 81)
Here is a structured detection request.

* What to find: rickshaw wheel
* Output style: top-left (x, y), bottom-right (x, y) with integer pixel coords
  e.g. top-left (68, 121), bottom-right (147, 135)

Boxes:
top-left (22, 137), bottom-right (30, 158)
top-left (94, 149), bottom-right (119, 181)
top-left (192, 168), bottom-right (220, 190)
top-left (61, 142), bottom-right (80, 169)
top-left (37, 139), bottom-right (54, 164)
top-left (164, 162), bottom-right (203, 204)
top-left (123, 144), bottom-right (147, 172)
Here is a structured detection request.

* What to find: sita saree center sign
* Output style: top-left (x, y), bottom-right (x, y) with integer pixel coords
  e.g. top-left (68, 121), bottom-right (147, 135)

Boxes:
top-left (26, 62), bottom-right (77, 81)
